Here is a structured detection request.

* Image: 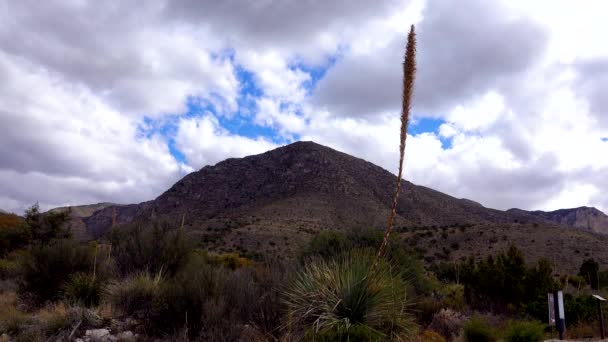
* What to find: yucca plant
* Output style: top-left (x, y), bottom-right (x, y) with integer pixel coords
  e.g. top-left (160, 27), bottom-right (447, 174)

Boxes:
top-left (283, 249), bottom-right (416, 341)
top-left (62, 273), bottom-right (102, 307)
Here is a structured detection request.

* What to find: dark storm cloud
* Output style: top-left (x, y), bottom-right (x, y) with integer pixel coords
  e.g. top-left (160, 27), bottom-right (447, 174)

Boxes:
top-left (162, 0), bottom-right (406, 54)
top-left (313, 0), bottom-right (548, 118)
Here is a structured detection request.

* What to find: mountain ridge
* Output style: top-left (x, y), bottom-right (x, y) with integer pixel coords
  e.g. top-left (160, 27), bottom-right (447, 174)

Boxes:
top-left (50, 141), bottom-right (608, 272)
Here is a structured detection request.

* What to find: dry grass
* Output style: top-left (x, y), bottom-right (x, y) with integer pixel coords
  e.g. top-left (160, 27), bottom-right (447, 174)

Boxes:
top-left (0, 291), bottom-right (28, 335)
top-left (35, 303), bottom-right (69, 335)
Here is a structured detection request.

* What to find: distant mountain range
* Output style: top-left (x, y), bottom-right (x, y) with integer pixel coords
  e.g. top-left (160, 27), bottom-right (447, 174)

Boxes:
top-left (509, 207), bottom-right (608, 235)
top-left (43, 141), bottom-right (608, 272)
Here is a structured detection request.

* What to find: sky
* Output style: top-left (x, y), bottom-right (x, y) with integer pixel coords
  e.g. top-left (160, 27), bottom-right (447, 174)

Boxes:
top-left (0, 0), bottom-right (607, 215)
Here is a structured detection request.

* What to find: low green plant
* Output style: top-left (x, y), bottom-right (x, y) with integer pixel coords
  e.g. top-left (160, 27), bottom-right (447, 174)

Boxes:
top-left (283, 249), bottom-right (417, 341)
top-left (62, 273), bottom-right (102, 307)
top-left (503, 320), bottom-right (546, 342)
top-left (462, 316), bottom-right (496, 342)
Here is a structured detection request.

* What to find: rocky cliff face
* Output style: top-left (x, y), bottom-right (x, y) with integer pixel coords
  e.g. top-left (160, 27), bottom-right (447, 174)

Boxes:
top-left (522, 206), bottom-right (608, 235)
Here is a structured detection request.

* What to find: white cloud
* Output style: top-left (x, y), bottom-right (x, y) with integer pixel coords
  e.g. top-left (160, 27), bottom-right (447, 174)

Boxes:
top-left (1, 0), bottom-right (608, 215)
top-left (0, 52), bottom-right (184, 214)
top-left (174, 115), bottom-right (278, 169)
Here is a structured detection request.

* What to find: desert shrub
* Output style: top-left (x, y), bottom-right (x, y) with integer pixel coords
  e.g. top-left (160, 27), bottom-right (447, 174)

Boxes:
top-left (151, 254), bottom-right (287, 339)
top-left (441, 284), bottom-right (466, 311)
top-left (503, 320), bottom-right (545, 342)
top-left (387, 247), bottom-right (436, 296)
top-left (0, 217), bottom-right (29, 257)
top-left (564, 294), bottom-right (599, 325)
top-left (299, 230), bottom-right (352, 261)
top-left (412, 297), bottom-right (442, 326)
top-left (460, 246), bottom-right (556, 317)
top-left (62, 273), bottom-right (102, 307)
top-left (109, 222), bottom-right (192, 276)
top-left (283, 249), bottom-right (417, 341)
top-left (462, 316), bottom-right (496, 342)
top-left (0, 258), bottom-right (20, 280)
top-left (35, 303), bottom-right (70, 336)
top-left (429, 308), bottom-right (465, 340)
top-left (599, 270), bottom-right (608, 289)
top-left (104, 272), bottom-right (164, 318)
top-left (567, 275), bottom-right (586, 289)
top-left (579, 258), bottom-right (599, 289)
top-left (24, 204), bottom-right (71, 244)
top-left (567, 321), bottom-right (596, 339)
top-left (420, 329), bottom-right (447, 342)
top-left (203, 251), bottom-right (253, 270)
top-left (20, 239), bottom-right (98, 302)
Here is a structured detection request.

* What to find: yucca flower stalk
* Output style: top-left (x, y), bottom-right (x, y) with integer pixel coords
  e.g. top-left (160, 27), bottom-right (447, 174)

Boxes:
top-left (377, 25), bottom-right (417, 259)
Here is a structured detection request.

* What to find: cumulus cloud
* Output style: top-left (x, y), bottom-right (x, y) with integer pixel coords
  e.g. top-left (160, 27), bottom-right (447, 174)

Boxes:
top-left (0, 0), bottom-right (607, 215)
top-left (574, 58), bottom-right (608, 129)
top-left (313, 0), bottom-right (547, 118)
top-left (0, 1), bottom-right (239, 117)
top-left (0, 52), bottom-right (185, 213)
top-left (175, 115), bottom-right (278, 169)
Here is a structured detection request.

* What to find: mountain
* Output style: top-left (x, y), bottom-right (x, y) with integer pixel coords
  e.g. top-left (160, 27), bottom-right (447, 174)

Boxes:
top-left (48, 203), bottom-right (118, 240)
top-left (82, 141), bottom-right (544, 237)
top-left (509, 206), bottom-right (608, 235)
top-left (73, 141), bottom-right (608, 273)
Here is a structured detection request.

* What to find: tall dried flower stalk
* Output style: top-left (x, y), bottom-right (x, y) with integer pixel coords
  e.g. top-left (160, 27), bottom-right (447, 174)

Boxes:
top-left (377, 25), bottom-right (417, 259)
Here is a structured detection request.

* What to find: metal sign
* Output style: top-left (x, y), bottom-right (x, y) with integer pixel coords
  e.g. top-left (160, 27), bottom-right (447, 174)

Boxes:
top-left (548, 293), bottom-right (555, 326)
top-left (557, 291), bottom-right (565, 320)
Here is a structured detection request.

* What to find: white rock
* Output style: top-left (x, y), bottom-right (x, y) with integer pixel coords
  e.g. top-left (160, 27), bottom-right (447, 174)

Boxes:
top-left (117, 331), bottom-right (135, 341)
top-left (86, 329), bottom-right (111, 341)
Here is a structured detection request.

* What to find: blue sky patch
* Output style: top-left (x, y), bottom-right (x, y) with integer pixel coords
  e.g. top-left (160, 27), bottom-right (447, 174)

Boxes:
top-left (602, 137), bottom-right (608, 142)
top-left (409, 117), bottom-right (452, 149)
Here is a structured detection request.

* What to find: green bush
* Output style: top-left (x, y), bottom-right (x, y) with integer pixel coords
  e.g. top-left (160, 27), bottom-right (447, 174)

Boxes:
top-left (109, 222), bottom-right (192, 276)
top-left (104, 272), bottom-right (164, 317)
top-left (503, 320), bottom-right (546, 342)
top-left (62, 273), bottom-right (102, 307)
top-left (0, 257), bottom-right (21, 280)
top-left (283, 249), bottom-right (417, 341)
top-left (20, 239), bottom-right (98, 302)
top-left (463, 316), bottom-right (496, 342)
top-left (24, 204), bottom-right (71, 244)
top-left (0, 222), bottom-right (29, 257)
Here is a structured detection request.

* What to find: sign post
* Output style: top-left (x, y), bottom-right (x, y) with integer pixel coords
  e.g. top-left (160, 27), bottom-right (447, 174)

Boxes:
top-left (553, 290), bottom-right (566, 340)
top-left (593, 294), bottom-right (606, 339)
top-left (548, 293), bottom-right (555, 326)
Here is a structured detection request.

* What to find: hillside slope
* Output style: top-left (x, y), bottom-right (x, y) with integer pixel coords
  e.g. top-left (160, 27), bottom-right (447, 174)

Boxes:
top-left (72, 141), bottom-right (608, 271)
